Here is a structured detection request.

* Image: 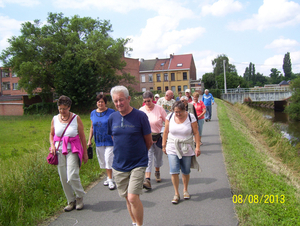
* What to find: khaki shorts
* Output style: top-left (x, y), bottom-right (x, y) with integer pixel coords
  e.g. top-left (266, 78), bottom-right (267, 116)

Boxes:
top-left (113, 167), bottom-right (146, 197)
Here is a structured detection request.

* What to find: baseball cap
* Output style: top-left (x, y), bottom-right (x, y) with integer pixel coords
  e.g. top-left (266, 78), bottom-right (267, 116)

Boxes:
top-left (154, 94), bottom-right (160, 98)
top-left (185, 89), bottom-right (190, 93)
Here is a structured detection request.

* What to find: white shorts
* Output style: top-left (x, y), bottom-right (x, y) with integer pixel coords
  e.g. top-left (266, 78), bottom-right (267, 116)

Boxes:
top-left (96, 146), bottom-right (114, 169)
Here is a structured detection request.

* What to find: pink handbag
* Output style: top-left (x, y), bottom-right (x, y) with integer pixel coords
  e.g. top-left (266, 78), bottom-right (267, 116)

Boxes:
top-left (47, 115), bottom-right (76, 165)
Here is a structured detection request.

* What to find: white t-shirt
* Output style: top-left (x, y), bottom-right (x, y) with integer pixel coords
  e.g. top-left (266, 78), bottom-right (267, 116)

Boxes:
top-left (166, 112), bottom-right (196, 156)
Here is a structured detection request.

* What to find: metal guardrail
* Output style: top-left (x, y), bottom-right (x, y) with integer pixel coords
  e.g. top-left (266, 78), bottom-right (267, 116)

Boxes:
top-left (221, 87), bottom-right (291, 94)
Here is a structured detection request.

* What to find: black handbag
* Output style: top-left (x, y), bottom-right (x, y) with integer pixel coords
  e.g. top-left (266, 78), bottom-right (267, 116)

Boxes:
top-left (87, 146), bottom-right (93, 159)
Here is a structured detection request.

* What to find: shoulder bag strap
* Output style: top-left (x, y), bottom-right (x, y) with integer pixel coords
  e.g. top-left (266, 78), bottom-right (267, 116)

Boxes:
top-left (56, 114), bottom-right (76, 151)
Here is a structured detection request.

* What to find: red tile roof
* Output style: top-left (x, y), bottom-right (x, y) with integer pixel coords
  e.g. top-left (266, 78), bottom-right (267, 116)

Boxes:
top-left (169, 54), bottom-right (193, 70)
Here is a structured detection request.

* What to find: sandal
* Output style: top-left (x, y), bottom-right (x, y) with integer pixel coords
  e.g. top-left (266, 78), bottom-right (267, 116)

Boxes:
top-left (172, 195), bottom-right (180, 204)
top-left (183, 191), bottom-right (190, 200)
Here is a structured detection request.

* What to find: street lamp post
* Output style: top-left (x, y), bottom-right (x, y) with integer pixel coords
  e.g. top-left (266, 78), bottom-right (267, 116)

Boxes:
top-left (223, 59), bottom-right (227, 94)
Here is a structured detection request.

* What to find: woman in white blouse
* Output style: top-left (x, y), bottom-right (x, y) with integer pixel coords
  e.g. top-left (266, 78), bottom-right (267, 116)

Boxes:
top-left (162, 101), bottom-right (201, 204)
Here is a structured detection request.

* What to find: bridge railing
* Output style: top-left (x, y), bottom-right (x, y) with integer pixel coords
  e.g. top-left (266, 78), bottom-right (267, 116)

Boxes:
top-left (221, 86), bottom-right (291, 94)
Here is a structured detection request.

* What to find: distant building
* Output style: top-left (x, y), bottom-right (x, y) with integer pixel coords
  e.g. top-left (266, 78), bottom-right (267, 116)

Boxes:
top-left (139, 54), bottom-right (197, 94)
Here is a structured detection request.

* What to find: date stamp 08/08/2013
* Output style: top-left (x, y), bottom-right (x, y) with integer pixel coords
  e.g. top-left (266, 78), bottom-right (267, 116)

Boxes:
top-left (232, 195), bottom-right (285, 204)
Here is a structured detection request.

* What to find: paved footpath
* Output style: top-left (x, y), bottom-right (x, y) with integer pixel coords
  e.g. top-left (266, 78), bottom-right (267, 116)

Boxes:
top-left (49, 102), bottom-right (238, 226)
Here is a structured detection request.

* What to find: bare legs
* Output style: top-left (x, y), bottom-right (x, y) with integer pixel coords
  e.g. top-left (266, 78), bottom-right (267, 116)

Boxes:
top-left (145, 167), bottom-right (160, 179)
top-left (126, 194), bottom-right (143, 226)
top-left (171, 173), bottom-right (190, 195)
top-left (107, 168), bottom-right (112, 179)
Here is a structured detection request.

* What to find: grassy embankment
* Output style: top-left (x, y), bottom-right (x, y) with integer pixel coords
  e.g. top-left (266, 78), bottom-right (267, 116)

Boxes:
top-left (0, 98), bottom-right (143, 226)
top-left (216, 99), bottom-right (300, 225)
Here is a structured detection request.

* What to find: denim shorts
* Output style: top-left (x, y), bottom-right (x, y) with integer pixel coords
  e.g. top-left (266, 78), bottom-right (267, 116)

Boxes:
top-left (168, 154), bottom-right (192, 175)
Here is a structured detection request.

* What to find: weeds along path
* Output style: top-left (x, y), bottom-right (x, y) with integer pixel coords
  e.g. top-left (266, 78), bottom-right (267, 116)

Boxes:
top-left (230, 102), bottom-right (300, 191)
top-left (217, 99), bottom-right (300, 225)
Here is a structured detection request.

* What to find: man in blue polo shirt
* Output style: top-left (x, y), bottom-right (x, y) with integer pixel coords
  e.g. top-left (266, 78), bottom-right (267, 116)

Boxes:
top-left (202, 89), bottom-right (215, 122)
top-left (108, 85), bottom-right (152, 226)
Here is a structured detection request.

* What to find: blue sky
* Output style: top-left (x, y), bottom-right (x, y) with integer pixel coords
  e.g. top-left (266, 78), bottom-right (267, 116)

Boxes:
top-left (0, 0), bottom-right (300, 79)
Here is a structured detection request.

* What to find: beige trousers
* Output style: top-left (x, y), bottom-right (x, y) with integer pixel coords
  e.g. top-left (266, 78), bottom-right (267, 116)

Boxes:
top-left (57, 150), bottom-right (85, 204)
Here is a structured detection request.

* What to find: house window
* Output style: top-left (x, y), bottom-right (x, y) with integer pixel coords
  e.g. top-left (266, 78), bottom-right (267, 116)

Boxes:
top-left (178, 86), bottom-right (181, 92)
top-left (1, 70), bottom-right (9, 77)
top-left (183, 72), bottom-right (187, 80)
top-left (164, 73), bottom-right (168, 81)
top-left (171, 86), bottom-right (176, 92)
top-left (141, 74), bottom-right (145, 83)
top-left (157, 87), bottom-right (161, 91)
top-left (12, 73), bottom-right (17, 77)
top-left (142, 87), bottom-right (146, 92)
top-left (183, 85), bottom-right (187, 91)
top-left (177, 63), bottom-right (182, 67)
top-left (2, 82), bottom-right (10, 90)
top-left (171, 73), bottom-right (175, 81)
top-left (13, 83), bottom-right (18, 90)
top-left (165, 86), bottom-right (168, 91)
top-left (150, 87), bottom-right (153, 90)
top-left (157, 74), bottom-right (161, 82)
top-left (148, 74), bottom-right (153, 82)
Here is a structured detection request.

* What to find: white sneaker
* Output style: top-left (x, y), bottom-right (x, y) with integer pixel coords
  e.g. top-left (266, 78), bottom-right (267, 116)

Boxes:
top-left (108, 179), bottom-right (116, 190)
top-left (103, 177), bottom-right (109, 186)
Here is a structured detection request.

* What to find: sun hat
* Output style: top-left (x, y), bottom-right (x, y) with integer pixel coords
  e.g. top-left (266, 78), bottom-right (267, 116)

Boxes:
top-left (154, 94), bottom-right (160, 98)
top-left (185, 89), bottom-right (190, 93)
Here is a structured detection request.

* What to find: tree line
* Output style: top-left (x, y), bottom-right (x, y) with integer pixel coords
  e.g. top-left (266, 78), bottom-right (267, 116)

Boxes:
top-left (202, 53), bottom-right (300, 90)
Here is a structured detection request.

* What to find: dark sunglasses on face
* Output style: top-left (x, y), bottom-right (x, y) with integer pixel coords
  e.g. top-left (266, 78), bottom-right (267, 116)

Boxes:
top-left (144, 100), bottom-right (151, 103)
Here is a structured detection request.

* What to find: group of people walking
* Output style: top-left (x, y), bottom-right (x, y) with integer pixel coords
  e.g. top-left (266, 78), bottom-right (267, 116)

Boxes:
top-left (49, 86), bottom-right (214, 226)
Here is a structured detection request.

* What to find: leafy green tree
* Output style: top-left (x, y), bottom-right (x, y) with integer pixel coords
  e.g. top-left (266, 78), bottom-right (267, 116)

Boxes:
top-left (255, 72), bottom-right (270, 87)
top-left (243, 62), bottom-right (255, 82)
top-left (285, 76), bottom-right (300, 120)
top-left (0, 12), bottom-right (134, 109)
top-left (283, 52), bottom-right (292, 80)
top-left (201, 72), bottom-right (216, 89)
top-left (212, 54), bottom-right (237, 77)
top-left (216, 72), bottom-right (247, 89)
top-left (269, 68), bottom-right (284, 84)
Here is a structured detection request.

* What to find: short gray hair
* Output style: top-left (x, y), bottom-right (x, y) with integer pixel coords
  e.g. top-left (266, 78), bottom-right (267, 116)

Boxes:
top-left (205, 89), bottom-right (209, 92)
top-left (180, 96), bottom-right (188, 101)
top-left (142, 91), bottom-right (153, 99)
top-left (110, 85), bottom-right (129, 98)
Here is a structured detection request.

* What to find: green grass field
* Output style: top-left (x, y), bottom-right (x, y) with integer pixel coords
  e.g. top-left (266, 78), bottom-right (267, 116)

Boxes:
top-left (0, 114), bottom-right (103, 226)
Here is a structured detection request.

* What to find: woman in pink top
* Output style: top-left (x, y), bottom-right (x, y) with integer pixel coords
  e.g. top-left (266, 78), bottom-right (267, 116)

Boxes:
top-left (192, 92), bottom-right (206, 145)
top-left (49, 95), bottom-right (88, 212)
top-left (139, 91), bottom-right (167, 190)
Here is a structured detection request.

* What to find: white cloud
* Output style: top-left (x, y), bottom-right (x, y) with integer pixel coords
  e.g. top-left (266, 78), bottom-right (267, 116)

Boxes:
top-left (126, 15), bottom-right (205, 61)
top-left (0, 0), bottom-right (40, 7)
top-left (228, 0), bottom-right (300, 31)
top-left (265, 37), bottom-right (299, 53)
top-left (53, 0), bottom-right (195, 18)
top-left (0, 16), bottom-right (23, 52)
top-left (201, 0), bottom-right (243, 17)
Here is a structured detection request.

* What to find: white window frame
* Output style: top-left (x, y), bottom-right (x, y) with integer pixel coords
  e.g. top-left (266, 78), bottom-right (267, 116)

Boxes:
top-left (141, 74), bottom-right (145, 83)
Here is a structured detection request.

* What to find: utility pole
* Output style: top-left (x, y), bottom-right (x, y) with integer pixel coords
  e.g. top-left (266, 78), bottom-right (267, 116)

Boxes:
top-left (223, 59), bottom-right (227, 94)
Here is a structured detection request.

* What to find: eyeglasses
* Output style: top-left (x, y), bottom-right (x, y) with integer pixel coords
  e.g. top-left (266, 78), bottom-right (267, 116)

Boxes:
top-left (181, 100), bottom-right (185, 102)
top-left (143, 100), bottom-right (151, 103)
top-left (121, 117), bottom-right (125, 128)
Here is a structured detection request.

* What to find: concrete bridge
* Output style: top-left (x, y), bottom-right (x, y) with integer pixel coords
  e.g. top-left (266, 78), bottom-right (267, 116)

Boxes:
top-left (221, 87), bottom-right (292, 105)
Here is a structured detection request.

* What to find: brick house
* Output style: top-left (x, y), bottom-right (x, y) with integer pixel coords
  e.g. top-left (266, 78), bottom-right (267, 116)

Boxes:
top-left (139, 54), bottom-right (197, 95)
top-left (0, 68), bottom-right (28, 115)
